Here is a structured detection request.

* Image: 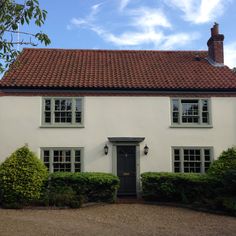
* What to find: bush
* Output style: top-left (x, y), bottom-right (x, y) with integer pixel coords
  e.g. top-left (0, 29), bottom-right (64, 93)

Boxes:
top-left (141, 172), bottom-right (218, 204)
top-left (219, 197), bottom-right (236, 215)
top-left (45, 186), bottom-right (81, 208)
top-left (207, 147), bottom-right (236, 178)
top-left (0, 146), bottom-right (48, 208)
top-left (218, 147), bottom-right (236, 160)
top-left (221, 170), bottom-right (236, 195)
top-left (44, 172), bottom-right (120, 207)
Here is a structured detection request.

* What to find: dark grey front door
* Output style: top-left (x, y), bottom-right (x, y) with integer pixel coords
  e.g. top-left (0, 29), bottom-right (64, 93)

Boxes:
top-left (117, 145), bottom-right (136, 195)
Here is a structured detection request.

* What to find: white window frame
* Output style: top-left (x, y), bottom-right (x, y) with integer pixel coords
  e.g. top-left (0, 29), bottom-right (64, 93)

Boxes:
top-left (170, 98), bottom-right (212, 128)
top-left (172, 146), bottom-right (213, 174)
top-left (41, 147), bottom-right (84, 173)
top-left (41, 97), bottom-right (84, 127)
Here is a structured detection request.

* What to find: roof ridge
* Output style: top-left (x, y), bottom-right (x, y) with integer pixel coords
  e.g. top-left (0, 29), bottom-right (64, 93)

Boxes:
top-left (22, 48), bottom-right (208, 53)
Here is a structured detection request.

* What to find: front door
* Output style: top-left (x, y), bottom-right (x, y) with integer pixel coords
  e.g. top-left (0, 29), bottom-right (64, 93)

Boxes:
top-left (117, 145), bottom-right (136, 195)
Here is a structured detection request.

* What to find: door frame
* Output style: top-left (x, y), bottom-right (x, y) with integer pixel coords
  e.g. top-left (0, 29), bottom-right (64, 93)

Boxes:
top-left (112, 143), bottom-right (141, 196)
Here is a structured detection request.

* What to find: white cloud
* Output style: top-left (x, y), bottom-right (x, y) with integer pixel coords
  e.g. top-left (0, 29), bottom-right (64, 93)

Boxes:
top-left (129, 7), bottom-right (172, 29)
top-left (119, 0), bottom-right (131, 11)
top-left (225, 42), bottom-right (236, 68)
top-left (67, 3), bottom-right (102, 30)
top-left (105, 31), bottom-right (165, 46)
top-left (68, 3), bottom-right (199, 49)
top-left (71, 18), bottom-right (88, 26)
top-left (162, 32), bottom-right (200, 49)
top-left (165, 0), bottom-right (229, 24)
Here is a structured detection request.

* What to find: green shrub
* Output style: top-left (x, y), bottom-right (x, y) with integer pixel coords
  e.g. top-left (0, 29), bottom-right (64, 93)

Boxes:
top-left (0, 146), bottom-right (48, 208)
top-left (221, 170), bottom-right (236, 194)
top-left (44, 172), bottom-right (120, 207)
top-left (218, 147), bottom-right (236, 160)
top-left (220, 197), bottom-right (236, 215)
top-left (207, 147), bottom-right (236, 178)
top-left (141, 172), bottom-right (218, 204)
top-left (46, 186), bottom-right (81, 208)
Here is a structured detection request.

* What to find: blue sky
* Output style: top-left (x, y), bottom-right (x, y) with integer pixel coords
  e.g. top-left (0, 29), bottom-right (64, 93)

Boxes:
top-left (18, 0), bottom-right (236, 68)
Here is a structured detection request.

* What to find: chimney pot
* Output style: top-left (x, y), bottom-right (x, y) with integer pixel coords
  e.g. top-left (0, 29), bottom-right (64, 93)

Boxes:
top-left (211, 23), bottom-right (219, 36)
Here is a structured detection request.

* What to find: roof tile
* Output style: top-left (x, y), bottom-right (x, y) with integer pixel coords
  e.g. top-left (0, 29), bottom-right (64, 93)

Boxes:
top-left (1, 48), bottom-right (236, 90)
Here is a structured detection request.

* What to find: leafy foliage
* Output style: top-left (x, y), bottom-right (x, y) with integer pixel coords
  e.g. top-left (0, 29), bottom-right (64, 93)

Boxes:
top-left (0, 146), bottom-right (48, 208)
top-left (141, 147), bottom-right (236, 215)
top-left (44, 186), bottom-right (81, 208)
top-left (43, 172), bottom-right (120, 208)
top-left (0, 0), bottom-right (50, 73)
top-left (207, 147), bottom-right (236, 178)
top-left (141, 172), bottom-right (218, 204)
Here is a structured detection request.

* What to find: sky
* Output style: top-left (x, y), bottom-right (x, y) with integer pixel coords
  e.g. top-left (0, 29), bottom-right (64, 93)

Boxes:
top-left (16, 0), bottom-right (236, 68)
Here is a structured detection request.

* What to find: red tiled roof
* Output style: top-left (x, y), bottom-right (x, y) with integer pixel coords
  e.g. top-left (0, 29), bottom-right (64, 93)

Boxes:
top-left (1, 48), bottom-right (236, 90)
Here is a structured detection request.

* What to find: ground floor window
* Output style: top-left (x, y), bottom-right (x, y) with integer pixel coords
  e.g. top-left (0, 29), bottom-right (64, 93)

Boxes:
top-left (41, 148), bottom-right (83, 173)
top-left (172, 147), bottom-right (213, 173)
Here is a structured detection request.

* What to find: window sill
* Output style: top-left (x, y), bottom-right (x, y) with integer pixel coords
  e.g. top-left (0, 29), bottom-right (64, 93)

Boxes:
top-left (170, 125), bottom-right (213, 128)
top-left (40, 125), bottom-right (84, 128)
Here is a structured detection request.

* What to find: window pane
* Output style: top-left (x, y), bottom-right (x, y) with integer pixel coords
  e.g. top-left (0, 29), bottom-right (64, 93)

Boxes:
top-left (75, 150), bottom-right (81, 162)
top-left (44, 112), bottom-right (51, 123)
top-left (202, 100), bottom-right (208, 111)
top-left (55, 100), bottom-right (60, 111)
top-left (204, 149), bottom-right (212, 172)
top-left (183, 148), bottom-right (202, 173)
top-left (75, 163), bottom-right (81, 172)
top-left (76, 112), bottom-right (82, 123)
top-left (53, 150), bottom-right (71, 172)
top-left (172, 100), bottom-right (179, 123)
top-left (44, 100), bottom-right (51, 123)
top-left (45, 100), bottom-right (51, 111)
top-left (181, 100), bottom-right (199, 124)
top-left (173, 148), bottom-right (181, 173)
top-left (76, 99), bottom-right (82, 111)
top-left (76, 99), bottom-right (82, 123)
top-left (54, 99), bottom-right (72, 124)
top-left (43, 150), bottom-right (50, 170)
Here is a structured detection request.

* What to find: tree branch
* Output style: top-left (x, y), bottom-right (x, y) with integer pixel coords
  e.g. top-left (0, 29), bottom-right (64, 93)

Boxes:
top-left (5, 29), bottom-right (37, 37)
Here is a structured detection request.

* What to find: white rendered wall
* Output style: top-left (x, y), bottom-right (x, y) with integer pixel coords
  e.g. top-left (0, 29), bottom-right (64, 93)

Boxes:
top-left (0, 96), bottom-right (235, 174)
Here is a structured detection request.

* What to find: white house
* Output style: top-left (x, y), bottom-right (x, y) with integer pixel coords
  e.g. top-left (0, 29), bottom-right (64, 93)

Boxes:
top-left (0, 23), bottom-right (236, 195)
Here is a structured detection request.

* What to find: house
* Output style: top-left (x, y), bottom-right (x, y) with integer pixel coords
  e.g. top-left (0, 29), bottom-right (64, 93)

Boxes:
top-left (0, 23), bottom-right (236, 195)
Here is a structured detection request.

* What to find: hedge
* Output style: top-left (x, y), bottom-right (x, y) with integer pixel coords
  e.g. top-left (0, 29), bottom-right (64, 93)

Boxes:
top-left (42, 172), bottom-right (120, 207)
top-left (141, 172), bottom-right (219, 204)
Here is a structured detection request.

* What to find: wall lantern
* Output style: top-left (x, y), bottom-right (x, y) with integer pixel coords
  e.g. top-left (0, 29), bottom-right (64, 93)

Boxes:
top-left (104, 144), bottom-right (109, 155)
top-left (144, 145), bottom-right (149, 155)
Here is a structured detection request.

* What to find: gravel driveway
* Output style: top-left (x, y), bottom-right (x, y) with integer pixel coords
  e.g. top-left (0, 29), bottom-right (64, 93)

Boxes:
top-left (0, 204), bottom-right (235, 236)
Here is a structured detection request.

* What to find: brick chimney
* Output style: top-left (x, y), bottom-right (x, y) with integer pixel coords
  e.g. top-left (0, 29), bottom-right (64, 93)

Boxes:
top-left (207, 23), bottom-right (224, 66)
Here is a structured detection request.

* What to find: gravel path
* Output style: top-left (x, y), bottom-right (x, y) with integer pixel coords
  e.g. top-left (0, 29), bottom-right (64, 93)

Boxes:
top-left (0, 204), bottom-right (235, 236)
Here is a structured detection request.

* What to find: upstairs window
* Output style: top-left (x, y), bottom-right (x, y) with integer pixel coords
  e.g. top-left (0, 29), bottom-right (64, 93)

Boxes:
top-left (171, 98), bottom-right (211, 126)
top-left (42, 97), bottom-right (83, 127)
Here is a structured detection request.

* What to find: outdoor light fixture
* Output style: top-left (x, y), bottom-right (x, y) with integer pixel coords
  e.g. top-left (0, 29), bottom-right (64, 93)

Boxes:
top-left (104, 144), bottom-right (109, 155)
top-left (144, 145), bottom-right (149, 155)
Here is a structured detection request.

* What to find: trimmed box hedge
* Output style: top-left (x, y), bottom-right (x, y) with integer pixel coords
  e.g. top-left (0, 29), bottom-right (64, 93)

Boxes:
top-left (141, 172), bottom-right (219, 204)
top-left (42, 172), bottom-right (120, 207)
